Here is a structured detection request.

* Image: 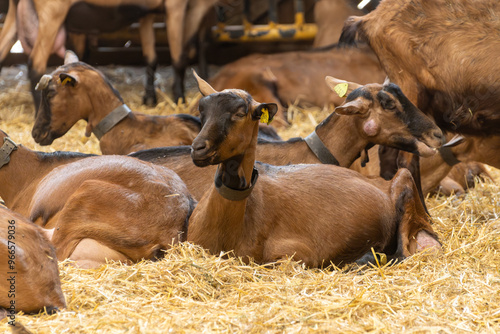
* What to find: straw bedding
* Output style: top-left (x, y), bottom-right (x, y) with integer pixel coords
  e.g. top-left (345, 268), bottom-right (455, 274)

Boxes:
top-left (0, 65), bottom-right (499, 333)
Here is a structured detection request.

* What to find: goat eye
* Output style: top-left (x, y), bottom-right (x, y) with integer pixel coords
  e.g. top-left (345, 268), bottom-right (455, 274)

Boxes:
top-left (384, 101), bottom-right (397, 111)
top-left (234, 105), bottom-right (247, 117)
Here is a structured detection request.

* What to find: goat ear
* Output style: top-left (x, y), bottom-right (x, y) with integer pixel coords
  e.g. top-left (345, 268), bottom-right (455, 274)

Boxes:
top-left (64, 50), bottom-right (79, 65)
top-left (252, 103), bottom-right (278, 124)
top-left (59, 73), bottom-right (78, 87)
top-left (192, 69), bottom-right (217, 96)
top-left (325, 76), bottom-right (361, 98)
top-left (334, 98), bottom-right (368, 115)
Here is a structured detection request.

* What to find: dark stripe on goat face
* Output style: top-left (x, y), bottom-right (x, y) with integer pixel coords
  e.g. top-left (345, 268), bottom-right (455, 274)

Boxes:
top-left (382, 83), bottom-right (436, 137)
top-left (345, 87), bottom-right (373, 103)
top-left (389, 135), bottom-right (419, 155)
top-left (32, 84), bottom-right (55, 142)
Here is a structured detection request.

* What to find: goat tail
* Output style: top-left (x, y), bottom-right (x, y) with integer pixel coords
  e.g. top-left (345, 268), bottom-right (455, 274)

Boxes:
top-left (338, 16), bottom-right (364, 47)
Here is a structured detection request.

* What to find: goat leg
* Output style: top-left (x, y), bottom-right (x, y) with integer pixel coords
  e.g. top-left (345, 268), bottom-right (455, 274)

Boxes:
top-left (397, 150), bottom-right (429, 215)
top-left (139, 15), bottom-right (158, 106)
top-left (0, 0), bottom-right (18, 68)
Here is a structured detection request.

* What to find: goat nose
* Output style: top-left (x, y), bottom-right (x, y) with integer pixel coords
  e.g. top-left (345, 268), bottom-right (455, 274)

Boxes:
top-left (191, 140), bottom-right (207, 152)
top-left (434, 131), bottom-right (446, 144)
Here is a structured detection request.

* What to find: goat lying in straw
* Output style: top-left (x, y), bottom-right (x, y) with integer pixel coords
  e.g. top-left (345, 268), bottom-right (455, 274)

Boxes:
top-left (0, 131), bottom-right (194, 268)
top-left (32, 52), bottom-right (201, 155)
top-left (185, 72), bottom-right (441, 267)
top-left (0, 206), bottom-right (66, 316)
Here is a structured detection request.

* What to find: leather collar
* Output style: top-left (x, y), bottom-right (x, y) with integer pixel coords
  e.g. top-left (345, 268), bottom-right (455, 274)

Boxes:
top-left (0, 137), bottom-right (18, 169)
top-left (304, 130), bottom-right (339, 165)
top-left (439, 146), bottom-right (461, 167)
top-left (215, 167), bottom-right (259, 201)
top-left (93, 104), bottom-right (131, 140)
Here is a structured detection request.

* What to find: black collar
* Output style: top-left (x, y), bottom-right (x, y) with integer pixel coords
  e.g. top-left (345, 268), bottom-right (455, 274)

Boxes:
top-left (93, 104), bottom-right (131, 140)
top-left (215, 167), bottom-right (259, 201)
top-left (304, 130), bottom-right (339, 165)
top-left (439, 146), bottom-right (461, 166)
top-left (0, 137), bottom-right (17, 169)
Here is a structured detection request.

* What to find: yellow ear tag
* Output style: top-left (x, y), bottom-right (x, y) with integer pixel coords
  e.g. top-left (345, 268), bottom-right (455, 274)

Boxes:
top-left (260, 107), bottom-right (271, 125)
top-left (61, 77), bottom-right (71, 86)
top-left (333, 83), bottom-right (349, 98)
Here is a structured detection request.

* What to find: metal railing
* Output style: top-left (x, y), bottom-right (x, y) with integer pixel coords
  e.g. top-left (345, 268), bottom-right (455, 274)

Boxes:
top-left (212, 0), bottom-right (317, 42)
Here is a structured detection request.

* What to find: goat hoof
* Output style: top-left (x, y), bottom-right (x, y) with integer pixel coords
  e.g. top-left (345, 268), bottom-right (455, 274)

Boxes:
top-left (355, 251), bottom-right (388, 266)
top-left (142, 93), bottom-right (157, 107)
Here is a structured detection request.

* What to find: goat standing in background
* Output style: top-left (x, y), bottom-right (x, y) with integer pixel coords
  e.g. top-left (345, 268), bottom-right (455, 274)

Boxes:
top-left (186, 72), bottom-right (441, 267)
top-left (32, 51), bottom-right (201, 154)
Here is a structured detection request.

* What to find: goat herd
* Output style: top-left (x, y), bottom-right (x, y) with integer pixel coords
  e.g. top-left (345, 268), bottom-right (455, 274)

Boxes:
top-left (1, 0), bottom-right (500, 331)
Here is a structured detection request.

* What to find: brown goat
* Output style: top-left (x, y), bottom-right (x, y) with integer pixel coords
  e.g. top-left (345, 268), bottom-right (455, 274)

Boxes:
top-left (339, 0), bottom-right (500, 137)
top-left (0, 132), bottom-right (194, 268)
top-left (0, 206), bottom-right (66, 316)
top-left (32, 52), bottom-right (201, 155)
top-left (186, 72), bottom-right (440, 267)
top-left (209, 45), bottom-right (386, 125)
top-left (133, 75), bottom-right (444, 199)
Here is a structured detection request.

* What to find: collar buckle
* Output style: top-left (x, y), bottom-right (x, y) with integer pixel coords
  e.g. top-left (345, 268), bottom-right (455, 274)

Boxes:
top-left (0, 137), bottom-right (18, 169)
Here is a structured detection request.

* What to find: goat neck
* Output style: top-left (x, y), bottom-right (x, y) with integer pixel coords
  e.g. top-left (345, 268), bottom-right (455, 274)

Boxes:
top-left (218, 125), bottom-right (259, 193)
top-left (86, 91), bottom-right (127, 139)
top-left (313, 112), bottom-right (369, 167)
top-left (190, 123), bottom-right (259, 253)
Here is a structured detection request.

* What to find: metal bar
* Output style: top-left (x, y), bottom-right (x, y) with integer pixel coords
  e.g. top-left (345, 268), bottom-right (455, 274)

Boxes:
top-left (294, 0), bottom-right (304, 13)
top-left (244, 0), bottom-right (251, 22)
top-left (294, 0), bottom-right (305, 27)
top-left (243, 0), bottom-right (251, 30)
top-left (212, 23), bottom-right (317, 42)
top-left (268, 0), bottom-right (278, 24)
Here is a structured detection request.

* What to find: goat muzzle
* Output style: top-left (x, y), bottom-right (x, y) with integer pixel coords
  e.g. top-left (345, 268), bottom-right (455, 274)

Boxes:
top-left (191, 140), bottom-right (216, 167)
